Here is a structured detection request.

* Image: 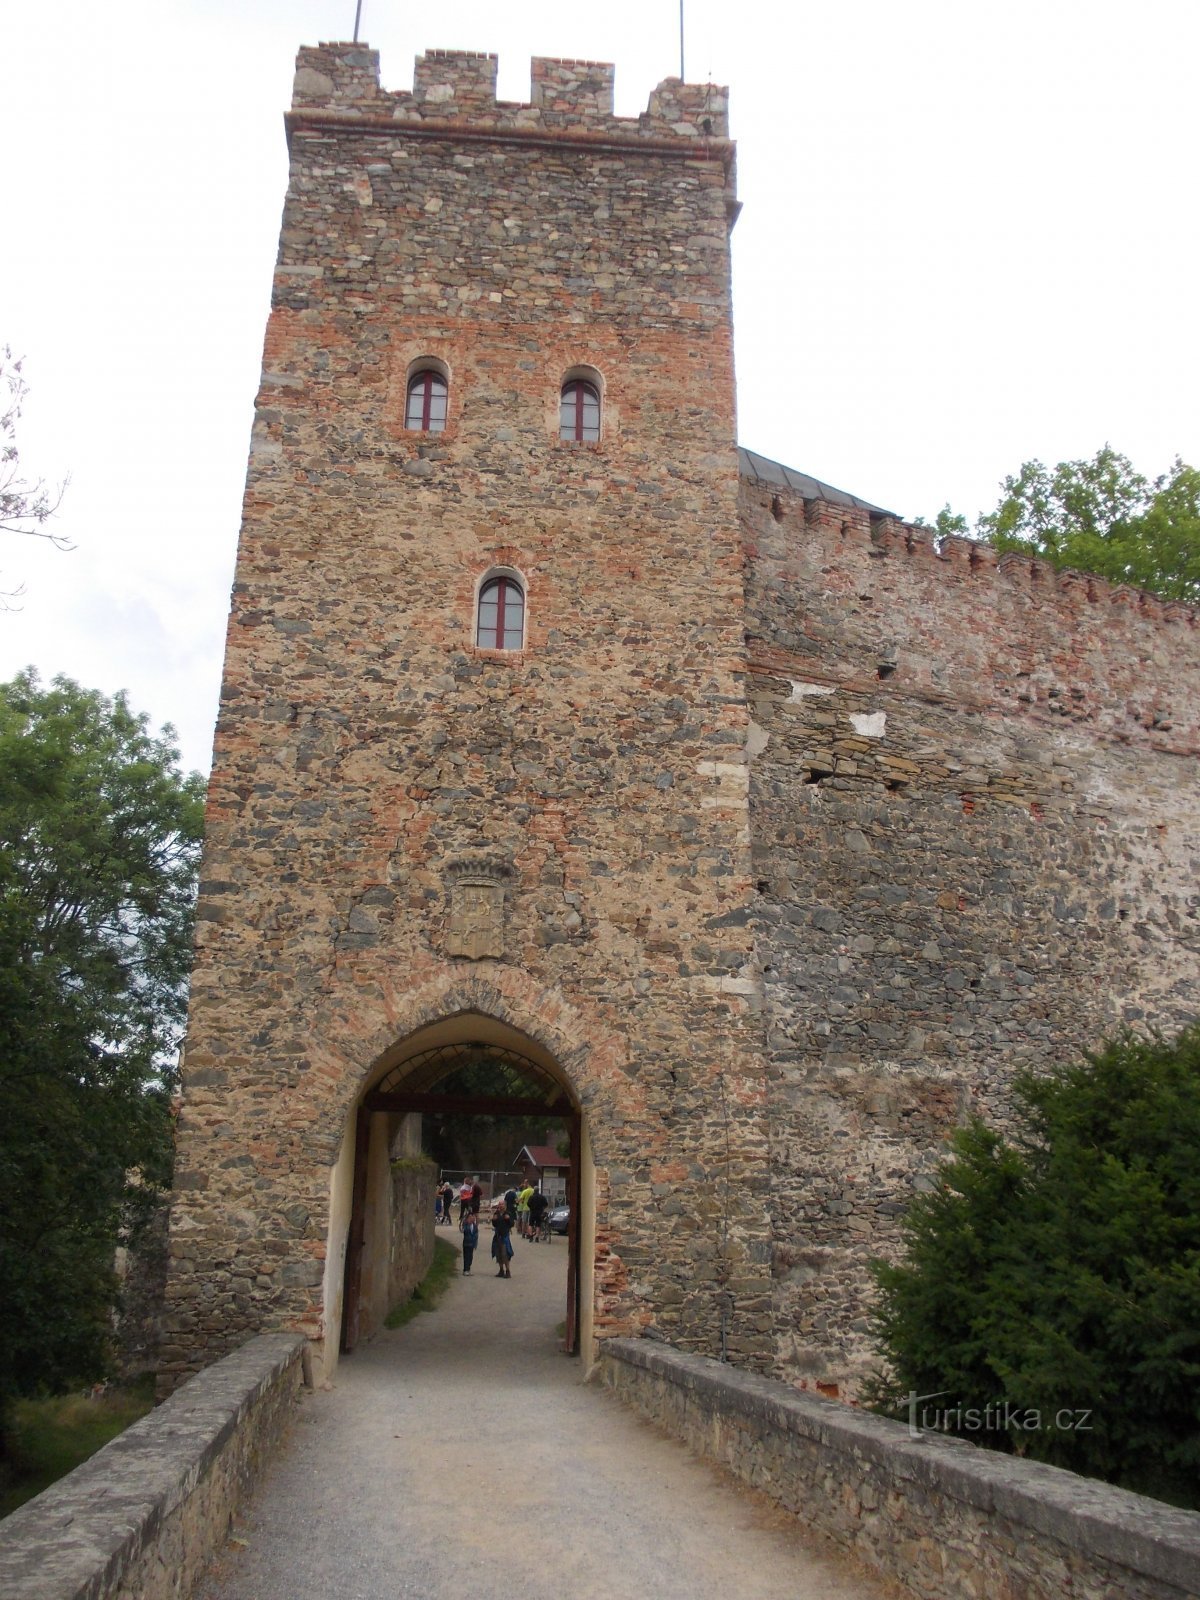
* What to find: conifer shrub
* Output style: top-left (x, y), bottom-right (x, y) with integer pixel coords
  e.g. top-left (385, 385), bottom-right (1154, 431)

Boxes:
top-left (868, 1027), bottom-right (1200, 1508)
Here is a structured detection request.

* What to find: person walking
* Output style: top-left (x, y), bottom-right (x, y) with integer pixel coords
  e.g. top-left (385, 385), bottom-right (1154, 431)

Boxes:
top-left (460, 1208), bottom-right (478, 1275)
top-left (490, 1198), bottom-right (513, 1278)
top-left (528, 1186), bottom-right (550, 1242)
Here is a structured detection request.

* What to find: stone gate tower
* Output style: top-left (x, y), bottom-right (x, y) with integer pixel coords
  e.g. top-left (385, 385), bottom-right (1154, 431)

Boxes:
top-left (162, 43), bottom-right (769, 1387)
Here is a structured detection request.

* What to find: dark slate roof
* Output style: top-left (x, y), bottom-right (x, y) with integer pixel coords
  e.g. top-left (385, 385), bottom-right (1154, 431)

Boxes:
top-left (737, 446), bottom-right (895, 517)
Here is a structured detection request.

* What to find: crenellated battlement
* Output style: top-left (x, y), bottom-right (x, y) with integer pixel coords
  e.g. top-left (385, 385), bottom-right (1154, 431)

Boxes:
top-left (742, 463), bottom-right (1198, 632)
top-left (290, 41), bottom-right (730, 144)
top-left (531, 57), bottom-right (616, 118)
top-left (740, 461), bottom-right (1199, 756)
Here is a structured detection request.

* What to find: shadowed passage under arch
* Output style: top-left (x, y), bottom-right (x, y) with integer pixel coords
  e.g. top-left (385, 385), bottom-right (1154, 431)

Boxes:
top-left (341, 1027), bottom-right (583, 1357)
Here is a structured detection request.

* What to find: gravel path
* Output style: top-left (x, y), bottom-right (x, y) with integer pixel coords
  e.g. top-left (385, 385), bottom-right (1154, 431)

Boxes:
top-left (197, 1227), bottom-right (895, 1600)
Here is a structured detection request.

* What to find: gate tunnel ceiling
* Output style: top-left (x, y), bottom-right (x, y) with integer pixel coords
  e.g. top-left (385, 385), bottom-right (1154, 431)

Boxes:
top-left (369, 1041), bottom-right (573, 1112)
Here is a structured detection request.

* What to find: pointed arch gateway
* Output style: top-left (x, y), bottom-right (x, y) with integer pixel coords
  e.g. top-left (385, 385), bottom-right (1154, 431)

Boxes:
top-left (337, 1009), bottom-right (589, 1362)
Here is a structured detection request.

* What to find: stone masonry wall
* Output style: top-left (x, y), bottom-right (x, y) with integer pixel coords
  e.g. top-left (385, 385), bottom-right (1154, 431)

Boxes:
top-left (164, 43), bottom-right (769, 1389)
top-left (743, 484), bottom-right (1200, 1391)
top-left (114, 1193), bottom-right (170, 1381)
top-left (602, 1338), bottom-right (1200, 1600)
top-left (165, 36), bottom-right (1199, 1405)
top-left (387, 1158), bottom-right (437, 1316)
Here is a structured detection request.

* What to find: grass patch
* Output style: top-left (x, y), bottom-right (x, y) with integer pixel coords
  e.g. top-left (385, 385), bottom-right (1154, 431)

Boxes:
top-left (1, 1376), bottom-right (156, 1519)
top-left (384, 1236), bottom-right (459, 1330)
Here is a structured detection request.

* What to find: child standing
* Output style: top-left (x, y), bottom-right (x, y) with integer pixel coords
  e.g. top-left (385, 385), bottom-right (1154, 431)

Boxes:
top-left (460, 1209), bottom-right (478, 1275)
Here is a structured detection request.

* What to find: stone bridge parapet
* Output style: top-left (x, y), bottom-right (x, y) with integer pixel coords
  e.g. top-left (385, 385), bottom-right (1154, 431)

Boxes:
top-left (601, 1337), bottom-right (1200, 1600)
top-left (0, 1333), bottom-right (304, 1600)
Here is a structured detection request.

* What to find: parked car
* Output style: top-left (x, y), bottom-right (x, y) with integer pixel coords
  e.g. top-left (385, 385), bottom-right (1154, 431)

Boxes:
top-left (549, 1204), bottom-right (570, 1235)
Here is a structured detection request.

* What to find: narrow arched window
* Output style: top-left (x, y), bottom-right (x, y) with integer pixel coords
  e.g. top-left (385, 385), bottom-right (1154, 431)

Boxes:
top-left (476, 576), bottom-right (525, 651)
top-left (406, 369), bottom-right (448, 432)
top-left (560, 379), bottom-right (601, 442)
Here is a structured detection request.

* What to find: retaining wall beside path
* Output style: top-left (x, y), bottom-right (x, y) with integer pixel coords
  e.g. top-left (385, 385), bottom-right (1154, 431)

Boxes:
top-left (600, 1338), bottom-right (1200, 1600)
top-left (0, 1332), bottom-right (305, 1600)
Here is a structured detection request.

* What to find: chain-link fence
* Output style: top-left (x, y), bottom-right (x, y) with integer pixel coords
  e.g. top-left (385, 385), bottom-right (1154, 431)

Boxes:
top-left (436, 1169), bottom-right (525, 1205)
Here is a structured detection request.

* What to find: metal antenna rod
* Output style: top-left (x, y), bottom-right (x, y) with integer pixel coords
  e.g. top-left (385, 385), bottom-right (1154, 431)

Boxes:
top-left (353, 0), bottom-right (363, 43)
top-left (679, 0), bottom-right (686, 80)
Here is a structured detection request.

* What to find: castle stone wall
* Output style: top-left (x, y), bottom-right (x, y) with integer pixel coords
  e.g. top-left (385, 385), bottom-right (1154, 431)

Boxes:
top-left (164, 39), bottom-right (1199, 1402)
top-left (743, 485), bottom-right (1200, 1388)
top-left (164, 44), bottom-right (769, 1390)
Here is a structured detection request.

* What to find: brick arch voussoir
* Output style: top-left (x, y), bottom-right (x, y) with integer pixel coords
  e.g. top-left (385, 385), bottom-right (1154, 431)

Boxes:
top-left (340, 963), bottom-right (636, 1168)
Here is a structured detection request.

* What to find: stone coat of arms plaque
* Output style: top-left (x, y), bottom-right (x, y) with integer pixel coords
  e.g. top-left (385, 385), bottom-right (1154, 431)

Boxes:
top-left (443, 857), bottom-right (511, 960)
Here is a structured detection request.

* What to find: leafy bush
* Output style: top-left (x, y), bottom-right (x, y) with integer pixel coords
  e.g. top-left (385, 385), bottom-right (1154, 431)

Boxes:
top-left (869, 1028), bottom-right (1200, 1507)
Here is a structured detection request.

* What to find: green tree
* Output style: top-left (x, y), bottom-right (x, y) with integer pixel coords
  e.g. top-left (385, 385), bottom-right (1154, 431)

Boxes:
top-left (979, 447), bottom-right (1200, 601)
top-left (0, 672), bottom-right (204, 1454)
top-left (419, 1057), bottom-right (560, 1176)
top-left (869, 1028), bottom-right (1200, 1508)
top-left (914, 504), bottom-right (969, 539)
top-left (920, 449), bottom-right (1200, 602)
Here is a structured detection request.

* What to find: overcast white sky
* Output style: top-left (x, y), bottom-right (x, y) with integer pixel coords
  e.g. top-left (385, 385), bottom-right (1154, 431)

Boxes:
top-left (1, 0), bottom-right (1196, 776)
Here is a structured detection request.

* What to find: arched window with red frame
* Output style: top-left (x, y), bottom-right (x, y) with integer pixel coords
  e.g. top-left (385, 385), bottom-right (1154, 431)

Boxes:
top-left (476, 575), bottom-right (525, 651)
top-left (405, 369), bottom-right (448, 432)
top-left (559, 378), bottom-right (601, 443)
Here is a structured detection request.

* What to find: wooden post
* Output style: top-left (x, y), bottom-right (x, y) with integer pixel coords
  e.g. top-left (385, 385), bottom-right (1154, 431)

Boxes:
top-left (564, 1111), bottom-right (581, 1354)
top-left (340, 1107), bottom-right (371, 1353)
